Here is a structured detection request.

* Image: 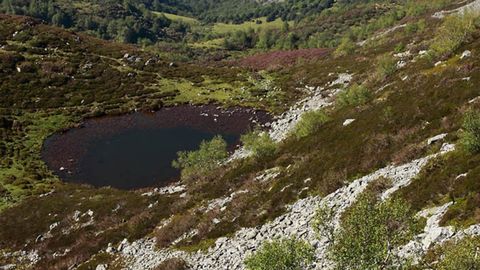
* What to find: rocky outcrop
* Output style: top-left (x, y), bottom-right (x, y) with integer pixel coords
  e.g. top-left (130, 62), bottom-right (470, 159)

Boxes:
top-left (229, 73), bottom-right (352, 161)
top-left (119, 144), bottom-right (456, 270)
top-left (268, 73), bottom-right (352, 142)
top-left (432, 0), bottom-right (480, 18)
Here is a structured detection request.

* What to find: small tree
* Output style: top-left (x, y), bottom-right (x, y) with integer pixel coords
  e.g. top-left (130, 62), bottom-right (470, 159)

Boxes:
top-left (172, 135), bottom-right (228, 179)
top-left (437, 237), bottom-right (480, 270)
top-left (376, 53), bottom-right (397, 80)
top-left (334, 36), bottom-right (356, 57)
top-left (241, 131), bottom-right (277, 158)
top-left (313, 203), bottom-right (336, 243)
top-left (317, 193), bottom-right (419, 270)
top-left (244, 237), bottom-right (315, 270)
top-left (292, 110), bottom-right (330, 139)
top-left (460, 110), bottom-right (480, 153)
top-left (337, 83), bottom-right (371, 107)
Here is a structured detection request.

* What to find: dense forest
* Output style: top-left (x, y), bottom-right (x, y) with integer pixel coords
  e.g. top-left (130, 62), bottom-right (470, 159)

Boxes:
top-left (0, 0), bottom-right (176, 43)
top-left (0, 0), bottom-right (344, 44)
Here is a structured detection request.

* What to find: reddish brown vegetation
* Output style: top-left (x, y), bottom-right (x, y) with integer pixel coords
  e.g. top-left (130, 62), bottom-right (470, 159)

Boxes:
top-left (154, 258), bottom-right (189, 270)
top-left (236, 48), bottom-right (330, 70)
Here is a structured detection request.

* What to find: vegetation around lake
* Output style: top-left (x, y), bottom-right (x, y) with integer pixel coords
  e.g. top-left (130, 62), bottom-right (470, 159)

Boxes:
top-left (172, 135), bottom-right (228, 180)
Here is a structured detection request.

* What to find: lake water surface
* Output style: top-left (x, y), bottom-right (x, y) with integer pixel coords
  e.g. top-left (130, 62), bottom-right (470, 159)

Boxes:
top-left (42, 105), bottom-right (270, 189)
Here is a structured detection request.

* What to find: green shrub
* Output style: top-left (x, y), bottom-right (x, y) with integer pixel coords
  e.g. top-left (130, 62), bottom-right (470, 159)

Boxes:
top-left (244, 237), bottom-right (315, 270)
top-left (334, 37), bottom-right (356, 58)
top-left (337, 83), bottom-right (371, 107)
top-left (376, 53), bottom-right (397, 79)
top-left (241, 131), bottom-right (277, 158)
top-left (313, 203), bottom-right (335, 242)
top-left (394, 43), bottom-right (405, 53)
top-left (292, 110), bottom-right (330, 139)
top-left (405, 19), bottom-right (426, 35)
top-left (172, 135), bottom-right (228, 179)
top-left (460, 110), bottom-right (480, 154)
top-left (429, 12), bottom-right (479, 59)
top-left (315, 193), bottom-right (419, 270)
top-left (437, 237), bottom-right (480, 270)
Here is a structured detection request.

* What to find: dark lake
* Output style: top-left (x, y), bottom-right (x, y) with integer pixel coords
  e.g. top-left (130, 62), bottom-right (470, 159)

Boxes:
top-left (42, 105), bottom-right (270, 189)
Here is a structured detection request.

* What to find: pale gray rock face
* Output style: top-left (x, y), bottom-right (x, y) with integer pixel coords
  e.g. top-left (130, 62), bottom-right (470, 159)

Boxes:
top-left (141, 184), bottom-right (186, 197)
top-left (229, 73), bottom-right (352, 162)
top-left (268, 73), bottom-right (352, 142)
top-left (96, 264), bottom-right (108, 270)
top-left (427, 133), bottom-right (448, 145)
top-left (461, 50), bottom-right (472, 59)
top-left (118, 144), bottom-right (458, 270)
top-left (342, 119), bottom-right (355, 126)
top-left (432, 0), bottom-right (480, 18)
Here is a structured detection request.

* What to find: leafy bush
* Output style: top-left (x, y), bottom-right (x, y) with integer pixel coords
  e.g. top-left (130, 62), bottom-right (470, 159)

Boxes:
top-left (244, 237), bottom-right (315, 270)
top-left (337, 83), bottom-right (371, 107)
top-left (460, 110), bottom-right (480, 154)
top-left (404, 19), bottom-right (426, 34)
top-left (315, 193), bottom-right (420, 269)
top-left (313, 203), bottom-right (336, 242)
top-left (334, 37), bottom-right (356, 57)
top-left (172, 135), bottom-right (228, 179)
top-left (429, 12), bottom-right (479, 59)
top-left (436, 237), bottom-right (480, 270)
top-left (292, 110), bottom-right (330, 139)
top-left (241, 131), bottom-right (277, 158)
top-left (224, 29), bottom-right (257, 50)
top-left (376, 53), bottom-right (397, 80)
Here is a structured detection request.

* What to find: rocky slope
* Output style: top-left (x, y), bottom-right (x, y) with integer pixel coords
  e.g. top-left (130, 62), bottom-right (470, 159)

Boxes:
top-left (1, 0), bottom-right (480, 269)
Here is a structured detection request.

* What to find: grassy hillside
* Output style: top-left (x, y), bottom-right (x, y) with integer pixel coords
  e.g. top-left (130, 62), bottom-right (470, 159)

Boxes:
top-left (159, 12), bottom-right (199, 25)
top-left (1, 0), bottom-right (480, 269)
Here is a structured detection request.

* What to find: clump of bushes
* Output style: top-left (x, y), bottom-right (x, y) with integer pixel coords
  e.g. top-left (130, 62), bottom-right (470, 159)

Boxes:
top-left (291, 110), bottom-right (330, 139)
top-left (429, 12), bottom-right (479, 59)
top-left (244, 237), bottom-right (315, 270)
top-left (337, 83), bottom-right (371, 107)
top-left (314, 193), bottom-right (420, 269)
top-left (376, 53), bottom-right (398, 80)
top-left (460, 110), bottom-right (480, 153)
top-left (436, 237), bottom-right (480, 270)
top-left (404, 19), bottom-right (426, 34)
top-left (334, 37), bottom-right (356, 57)
top-left (172, 135), bottom-right (228, 179)
top-left (241, 130), bottom-right (277, 158)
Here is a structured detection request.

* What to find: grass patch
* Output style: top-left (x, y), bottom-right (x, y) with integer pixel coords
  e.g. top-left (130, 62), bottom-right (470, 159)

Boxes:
top-left (212, 17), bottom-right (289, 35)
top-left (429, 12), bottom-right (479, 59)
top-left (0, 112), bottom-right (75, 211)
top-left (176, 238), bottom-right (216, 253)
top-left (459, 109), bottom-right (480, 153)
top-left (157, 12), bottom-right (199, 25)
